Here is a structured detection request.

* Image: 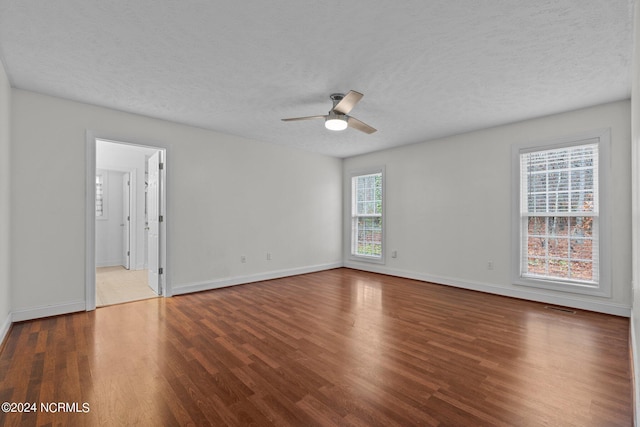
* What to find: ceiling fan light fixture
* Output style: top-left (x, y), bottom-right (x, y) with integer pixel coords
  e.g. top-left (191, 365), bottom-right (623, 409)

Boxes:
top-left (325, 115), bottom-right (348, 131)
top-left (282, 90), bottom-right (376, 134)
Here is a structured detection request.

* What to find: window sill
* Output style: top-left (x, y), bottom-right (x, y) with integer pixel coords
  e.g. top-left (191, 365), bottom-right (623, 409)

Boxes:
top-left (349, 254), bottom-right (385, 265)
top-left (514, 276), bottom-right (610, 298)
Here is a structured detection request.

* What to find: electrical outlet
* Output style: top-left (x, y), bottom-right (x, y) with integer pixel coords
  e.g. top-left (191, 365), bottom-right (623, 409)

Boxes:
top-left (267, 252), bottom-right (271, 261)
top-left (487, 261), bottom-right (494, 270)
top-left (241, 255), bottom-right (246, 263)
top-left (391, 250), bottom-right (398, 258)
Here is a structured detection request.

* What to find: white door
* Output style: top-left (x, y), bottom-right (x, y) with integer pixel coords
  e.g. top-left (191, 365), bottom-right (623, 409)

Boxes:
top-left (147, 152), bottom-right (162, 295)
top-left (122, 173), bottom-right (131, 270)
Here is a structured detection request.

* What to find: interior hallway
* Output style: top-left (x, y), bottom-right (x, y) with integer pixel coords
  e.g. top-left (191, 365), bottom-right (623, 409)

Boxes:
top-left (96, 266), bottom-right (158, 307)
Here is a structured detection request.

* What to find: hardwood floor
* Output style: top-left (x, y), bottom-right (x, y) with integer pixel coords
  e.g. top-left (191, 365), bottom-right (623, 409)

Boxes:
top-left (0, 268), bottom-right (632, 426)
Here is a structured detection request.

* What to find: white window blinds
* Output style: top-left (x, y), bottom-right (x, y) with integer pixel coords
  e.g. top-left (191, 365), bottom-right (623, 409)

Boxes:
top-left (96, 174), bottom-right (105, 218)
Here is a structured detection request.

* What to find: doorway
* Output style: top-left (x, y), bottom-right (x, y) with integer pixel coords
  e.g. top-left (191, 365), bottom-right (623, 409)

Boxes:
top-left (85, 135), bottom-right (167, 310)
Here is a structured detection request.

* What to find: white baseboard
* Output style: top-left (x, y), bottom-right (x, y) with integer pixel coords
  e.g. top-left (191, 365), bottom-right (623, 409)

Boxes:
top-left (344, 262), bottom-right (631, 317)
top-left (11, 300), bottom-right (86, 322)
top-left (172, 262), bottom-right (343, 296)
top-left (0, 312), bottom-right (11, 348)
top-left (4, 263), bottom-right (629, 326)
top-left (96, 259), bottom-right (124, 268)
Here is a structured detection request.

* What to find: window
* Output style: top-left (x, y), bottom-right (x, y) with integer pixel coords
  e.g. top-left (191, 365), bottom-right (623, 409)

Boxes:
top-left (350, 169), bottom-right (384, 262)
top-left (512, 130), bottom-right (610, 296)
top-left (96, 171), bottom-right (108, 220)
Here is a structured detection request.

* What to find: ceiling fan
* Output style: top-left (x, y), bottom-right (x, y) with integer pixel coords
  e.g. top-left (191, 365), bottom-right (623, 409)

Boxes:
top-left (282, 90), bottom-right (377, 134)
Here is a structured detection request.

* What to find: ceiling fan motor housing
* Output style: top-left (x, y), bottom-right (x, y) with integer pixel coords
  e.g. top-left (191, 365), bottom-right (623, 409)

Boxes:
top-left (330, 93), bottom-right (345, 108)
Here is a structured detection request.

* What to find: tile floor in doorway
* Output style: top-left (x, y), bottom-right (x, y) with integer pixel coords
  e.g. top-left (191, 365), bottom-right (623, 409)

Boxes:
top-left (96, 266), bottom-right (158, 307)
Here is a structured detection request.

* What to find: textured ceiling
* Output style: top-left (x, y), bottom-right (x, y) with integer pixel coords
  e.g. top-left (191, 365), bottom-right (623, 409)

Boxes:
top-left (0, 1), bottom-right (634, 158)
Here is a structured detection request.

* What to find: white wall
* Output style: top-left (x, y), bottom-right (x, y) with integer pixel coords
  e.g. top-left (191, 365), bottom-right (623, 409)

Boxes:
top-left (95, 169), bottom-right (125, 267)
top-left (630, 0), bottom-right (640, 422)
top-left (344, 100), bottom-right (632, 316)
top-left (10, 89), bottom-right (343, 317)
top-left (0, 59), bottom-right (11, 341)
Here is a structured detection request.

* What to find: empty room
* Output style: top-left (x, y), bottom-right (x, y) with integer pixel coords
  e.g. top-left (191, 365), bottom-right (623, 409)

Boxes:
top-left (1, 1), bottom-right (639, 425)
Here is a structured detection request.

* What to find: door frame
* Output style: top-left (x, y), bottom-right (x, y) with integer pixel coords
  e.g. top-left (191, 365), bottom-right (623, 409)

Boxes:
top-left (85, 131), bottom-right (169, 311)
top-left (146, 151), bottom-right (162, 295)
top-left (122, 171), bottom-right (131, 270)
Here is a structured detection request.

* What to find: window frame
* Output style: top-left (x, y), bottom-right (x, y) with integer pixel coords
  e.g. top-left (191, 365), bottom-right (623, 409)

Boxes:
top-left (349, 166), bottom-right (385, 264)
top-left (511, 129), bottom-right (611, 297)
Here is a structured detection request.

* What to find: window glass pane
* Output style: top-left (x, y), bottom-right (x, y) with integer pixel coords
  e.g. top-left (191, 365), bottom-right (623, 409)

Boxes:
top-left (548, 238), bottom-right (568, 258)
top-left (530, 172), bottom-right (546, 193)
top-left (548, 150), bottom-right (568, 170)
top-left (520, 143), bottom-right (598, 285)
top-left (570, 191), bottom-right (594, 213)
top-left (570, 238), bottom-right (592, 261)
top-left (548, 192), bottom-right (569, 212)
top-left (356, 217), bottom-right (382, 256)
top-left (527, 257), bottom-right (547, 276)
top-left (522, 144), bottom-right (597, 214)
top-left (352, 171), bottom-right (383, 259)
top-left (366, 202), bottom-right (375, 214)
top-left (548, 171), bottom-right (568, 191)
top-left (96, 175), bottom-right (104, 217)
top-left (527, 153), bottom-right (546, 172)
top-left (571, 146), bottom-right (594, 168)
top-left (548, 217), bottom-right (569, 236)
top-left (569, 261), bottom-right (593, 281)
top-left (365, 187), bottom-right (373, 201)
top-left (524, 217), bottom-right (594, 282)
top-left (569, 216), bottom-right (592, 238)
top-left (571, 169), bottom-right (593, 191)
top-left (530, 193), bottom-right (547, 213)
top-left (527, 237), bottom-right (546, 255)
top-left (548, 259), bottom-right (569, 278)
top-left (528, 217), bottom-right (547, 235)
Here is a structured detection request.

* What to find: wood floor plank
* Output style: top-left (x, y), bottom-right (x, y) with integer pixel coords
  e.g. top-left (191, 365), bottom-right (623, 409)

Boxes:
top-left (0, 268), bottom-right (633, 426)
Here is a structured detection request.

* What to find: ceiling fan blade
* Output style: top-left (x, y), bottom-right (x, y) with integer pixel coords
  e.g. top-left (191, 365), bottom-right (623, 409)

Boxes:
top-left (348, 116), bottom-right (377, 134)
top-left (333, 90), bottom-right (363, 115)
top-left (281, 115), bottom-right (326, 122)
